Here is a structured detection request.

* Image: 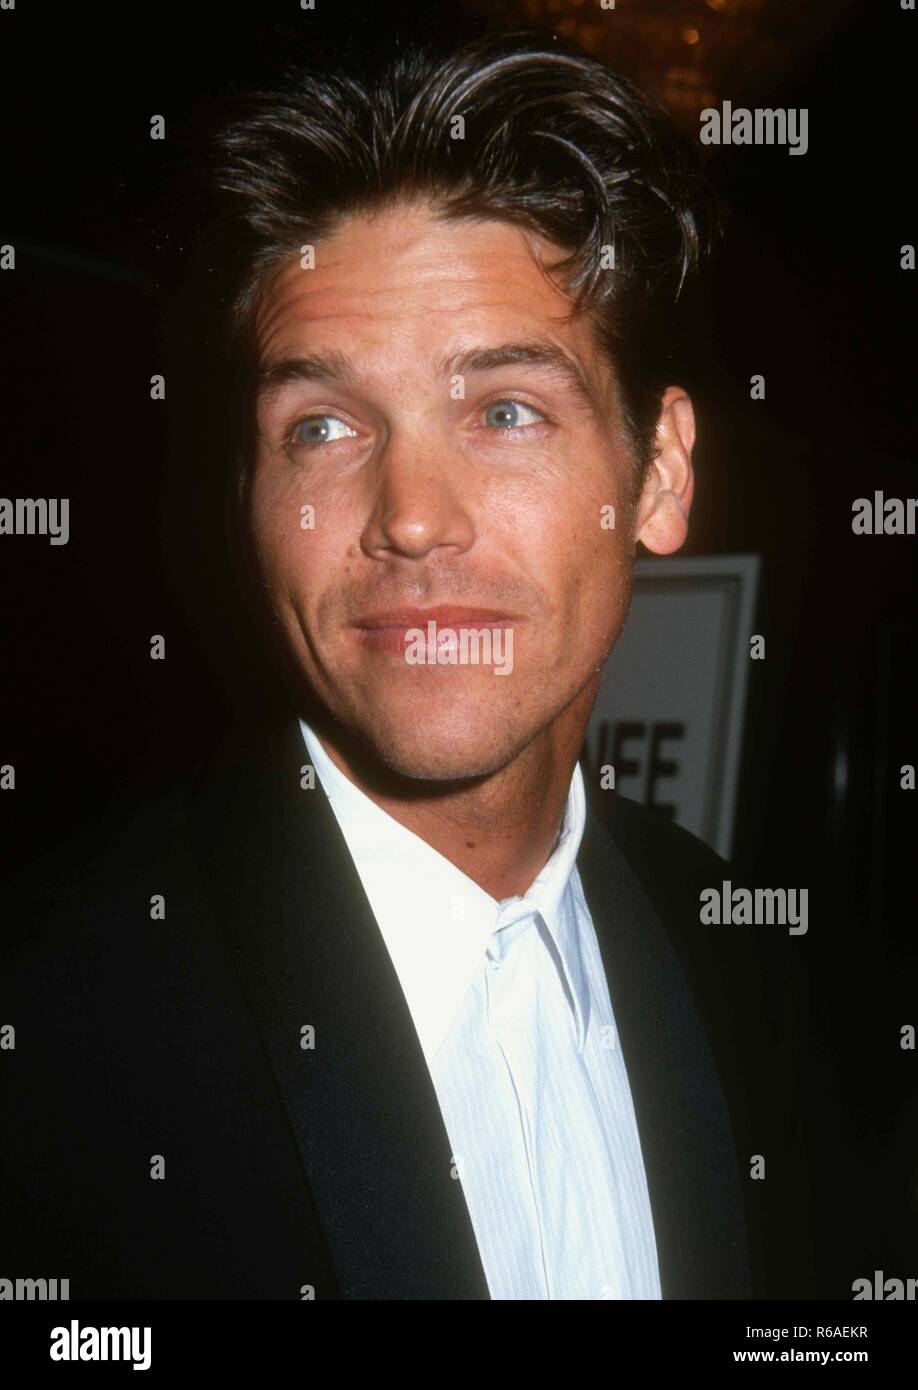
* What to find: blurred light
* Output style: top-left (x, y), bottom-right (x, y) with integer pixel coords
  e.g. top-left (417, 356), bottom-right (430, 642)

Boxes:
top-left (465, 0), bottom-right (839, 140)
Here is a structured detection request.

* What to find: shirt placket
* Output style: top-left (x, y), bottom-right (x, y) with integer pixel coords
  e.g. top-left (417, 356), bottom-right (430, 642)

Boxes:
top-left (485, 904), bottom-right (633, 1301)
top-left (484, 905), bottom-right (556, 1298)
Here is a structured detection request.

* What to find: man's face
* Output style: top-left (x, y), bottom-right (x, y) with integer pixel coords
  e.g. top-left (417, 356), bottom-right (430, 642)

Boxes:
top-left (249, 201), bottom-right (647, 780)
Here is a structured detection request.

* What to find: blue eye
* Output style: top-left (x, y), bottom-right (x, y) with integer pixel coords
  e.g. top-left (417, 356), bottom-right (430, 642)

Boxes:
top-left (483, 400), bottom-right (544, 429)
top-left (293, 415), bottom-right (356, 445)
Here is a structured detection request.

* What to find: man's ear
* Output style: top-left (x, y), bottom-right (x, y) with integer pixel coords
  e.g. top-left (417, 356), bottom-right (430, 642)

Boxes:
top-left (634, 386), bottom-right (695, 555)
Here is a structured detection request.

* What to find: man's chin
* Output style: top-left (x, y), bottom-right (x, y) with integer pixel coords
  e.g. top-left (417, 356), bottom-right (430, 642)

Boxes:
top-left (373, 746), bottom-right (510, 784)
top-left (343, 701), bottom-right (529, 786)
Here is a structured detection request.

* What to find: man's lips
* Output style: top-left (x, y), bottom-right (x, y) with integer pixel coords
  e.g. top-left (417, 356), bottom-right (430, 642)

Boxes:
top-left (351, 606), bottom-right (520, 654)
top-left (353, 605), bottom-right (518, 628)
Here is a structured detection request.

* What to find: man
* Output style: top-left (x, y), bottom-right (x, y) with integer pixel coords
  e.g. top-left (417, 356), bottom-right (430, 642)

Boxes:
top-left (0, 32), bottom-right (815, 1299)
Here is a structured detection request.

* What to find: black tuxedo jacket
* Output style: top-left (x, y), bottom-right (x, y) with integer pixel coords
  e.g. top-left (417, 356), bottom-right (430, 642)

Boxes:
top-left (0, 717), bottom-right (818, 1299)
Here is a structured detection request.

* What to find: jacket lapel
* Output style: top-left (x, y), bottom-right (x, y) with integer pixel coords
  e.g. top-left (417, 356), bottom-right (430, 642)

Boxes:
top-left (189, 717), bottom-right (490, 1299)
top-left (577, 797), bottom-right (753, 1299)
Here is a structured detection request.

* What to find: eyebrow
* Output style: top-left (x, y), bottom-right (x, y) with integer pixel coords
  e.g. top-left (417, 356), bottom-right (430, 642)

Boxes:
top-left (255, 340), bottom-right (599, 410)
top-left (440, 342), bottom-right (599, 412)
top-left (256, 350), bottom-right (356, 401)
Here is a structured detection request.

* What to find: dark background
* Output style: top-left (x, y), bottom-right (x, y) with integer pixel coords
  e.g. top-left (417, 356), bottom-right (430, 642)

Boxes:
top-left (1, 0), bottom-right (915, 1295)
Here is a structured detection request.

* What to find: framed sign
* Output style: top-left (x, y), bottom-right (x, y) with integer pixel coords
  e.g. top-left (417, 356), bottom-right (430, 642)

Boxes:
top-left (583, 554), bottom-right (761, 858)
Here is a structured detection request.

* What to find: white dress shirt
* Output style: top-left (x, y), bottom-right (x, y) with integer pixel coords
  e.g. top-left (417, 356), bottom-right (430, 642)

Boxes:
top-left (299, 718), bottom-right (662, 1300)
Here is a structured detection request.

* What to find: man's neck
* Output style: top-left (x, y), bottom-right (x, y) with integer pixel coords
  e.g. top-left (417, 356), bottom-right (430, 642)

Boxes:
top-left (305, 687), bottom-right (596, 901)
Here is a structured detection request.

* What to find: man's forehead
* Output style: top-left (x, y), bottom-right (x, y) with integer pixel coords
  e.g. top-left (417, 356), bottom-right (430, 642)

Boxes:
top-left (253, 203), bottom-right (592, 365)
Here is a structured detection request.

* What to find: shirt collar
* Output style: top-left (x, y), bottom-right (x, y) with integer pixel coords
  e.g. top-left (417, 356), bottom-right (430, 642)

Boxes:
top-left (299, 718), bottom-right (589, 1061)
top-left (491, 760), bottom-right (590, 1051)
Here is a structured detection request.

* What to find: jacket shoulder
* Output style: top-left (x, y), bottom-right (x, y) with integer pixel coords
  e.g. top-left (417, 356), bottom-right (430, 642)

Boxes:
top-left (584, 786), bottom-right (736, 933)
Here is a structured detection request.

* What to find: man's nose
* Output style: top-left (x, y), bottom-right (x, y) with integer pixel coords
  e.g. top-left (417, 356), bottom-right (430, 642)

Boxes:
top-left (360, 430), bottom-right (477, 560)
